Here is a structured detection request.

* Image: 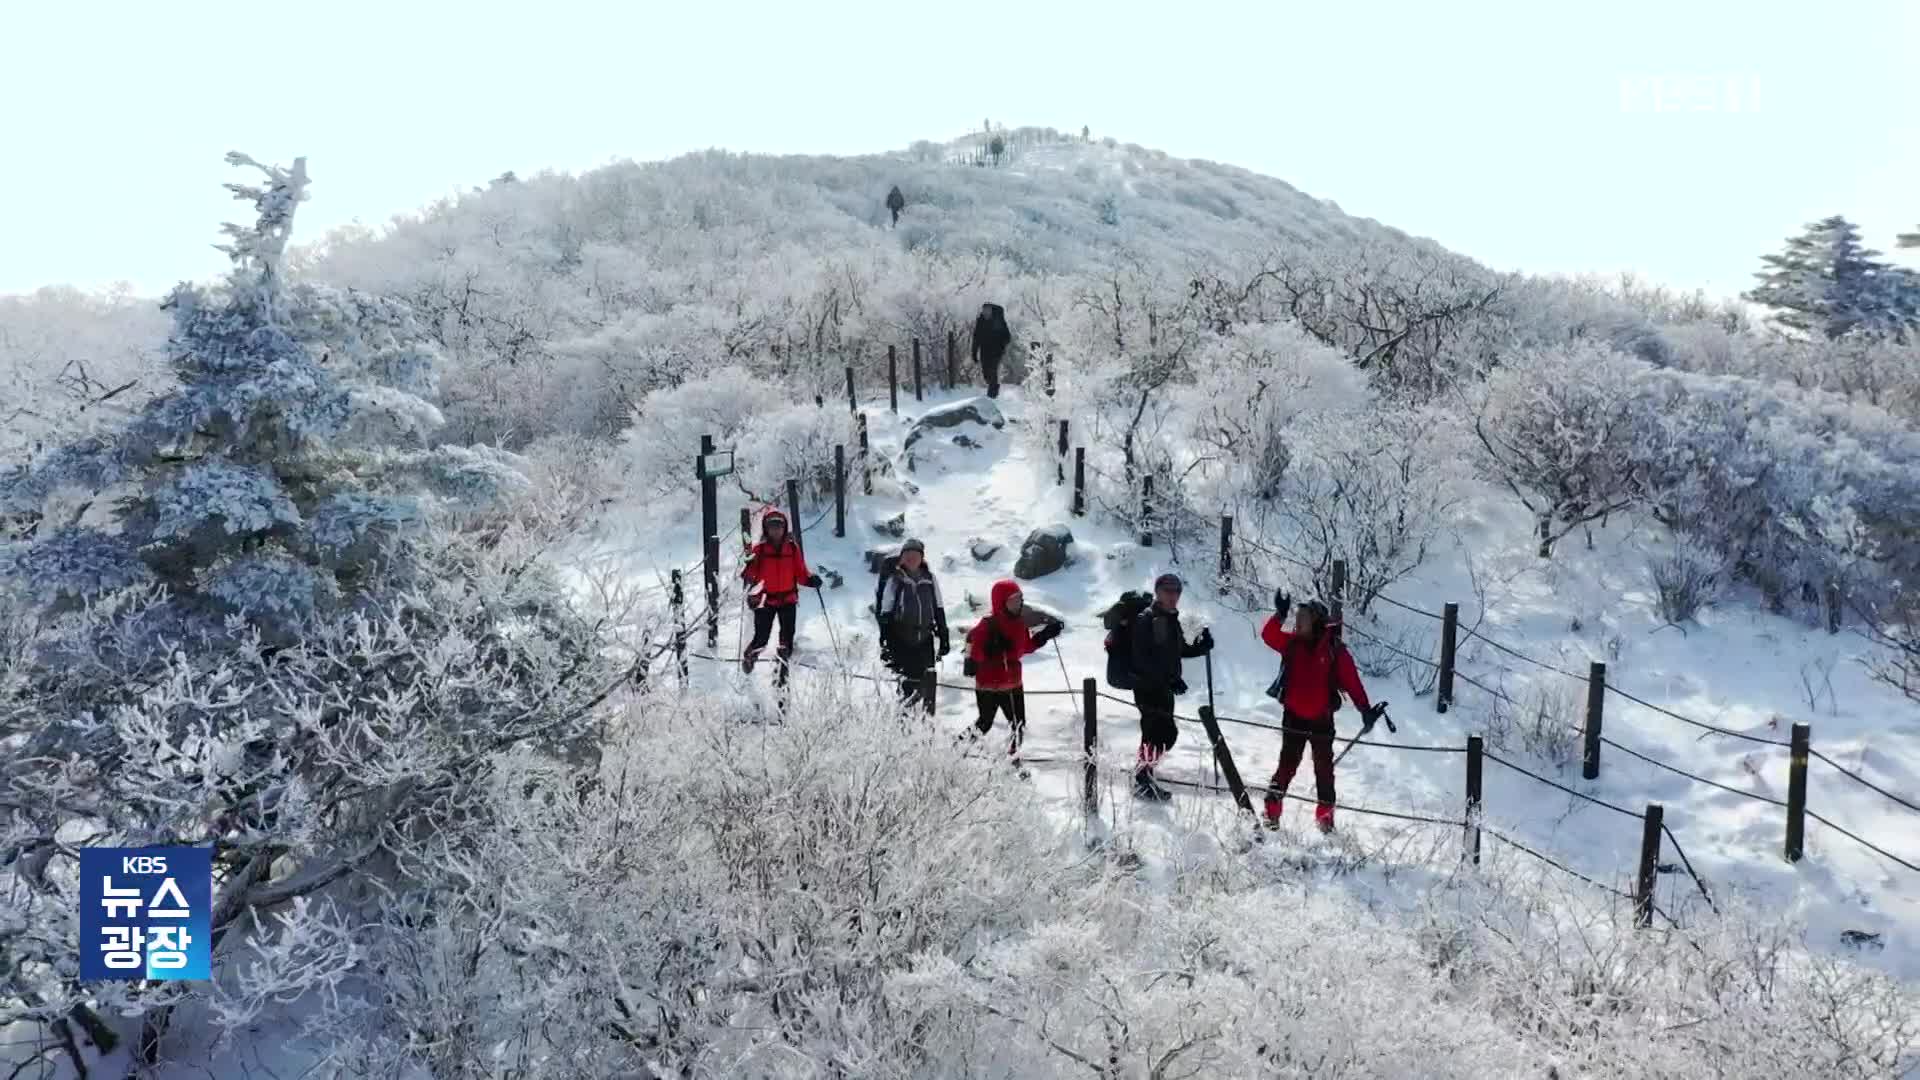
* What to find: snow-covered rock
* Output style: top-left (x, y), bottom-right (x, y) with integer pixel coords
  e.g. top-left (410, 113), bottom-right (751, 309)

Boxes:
top-left (1014, 524), bottom-right (1075, 580)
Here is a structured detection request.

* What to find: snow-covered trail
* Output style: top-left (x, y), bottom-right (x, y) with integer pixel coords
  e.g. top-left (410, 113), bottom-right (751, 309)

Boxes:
top-left (589, 382), bottom-right (1920, 981)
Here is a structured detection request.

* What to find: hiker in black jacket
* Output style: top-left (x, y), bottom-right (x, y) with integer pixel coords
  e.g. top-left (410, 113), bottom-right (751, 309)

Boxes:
top-left (886, 185), bottom-right (906, 227)
top-left (971, 303), bottom-right (1012, 398)
top-left (1127, 572), bottom-right (1213, 800)
top-left (877, 539), bottom-right (949, 714)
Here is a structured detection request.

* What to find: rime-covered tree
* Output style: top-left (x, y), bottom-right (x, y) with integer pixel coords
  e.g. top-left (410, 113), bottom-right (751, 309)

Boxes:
top-left (1745, 215), bottom-right (1913, 339)
top-left (0, 154), bottom-right (613, 1070)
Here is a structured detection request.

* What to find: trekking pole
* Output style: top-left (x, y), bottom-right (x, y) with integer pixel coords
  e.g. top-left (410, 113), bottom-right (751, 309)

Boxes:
top-left (813, 586), bottom-right (842, 660)
top-left (1053, 639), bottom-right (1080, 722)
top-left (1331, 703), bottom-right (1394, 768)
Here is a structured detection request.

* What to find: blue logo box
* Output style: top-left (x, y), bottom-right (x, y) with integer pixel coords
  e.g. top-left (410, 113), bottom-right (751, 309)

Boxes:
top-left (78, 846), bottom-right (213, 981)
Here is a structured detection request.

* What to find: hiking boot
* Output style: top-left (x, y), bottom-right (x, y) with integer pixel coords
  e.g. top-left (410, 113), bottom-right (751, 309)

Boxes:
top-left (1132, 770), bottom-right (1172, 802)
top-left (1263, 795), bottom-right (1283, 830)
top-left (1314, 805), bottom-right (1335, 834)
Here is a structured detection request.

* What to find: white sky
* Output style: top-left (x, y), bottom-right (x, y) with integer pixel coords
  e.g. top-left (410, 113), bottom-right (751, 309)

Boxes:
top-left (2, 0), bottom-right (1915, 299)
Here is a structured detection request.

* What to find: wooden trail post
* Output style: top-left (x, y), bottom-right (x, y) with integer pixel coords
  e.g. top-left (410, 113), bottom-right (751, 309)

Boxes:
top-left (1219, 515), bottom-right (1233, 587)
top-left (857, 413), bottom-right (871, 495)
top-left (1056, 420), bottom-right (1069, 485)
top-left (699, 435), bottom-right (720, 649)
top-left (833, 445), bottom-right (846, 538)
top-left (1465, 734), bottom-right (1484, 865)
top-left (1141, 476), bottom-right (1154, 547)
top-left (844, 366), bottom-right (856, 415)
top-left (888, 346), bottom-right (899, 414)
top-left (1785, 722), bottom-right (1810, 862)
top-left (1635, 803), bottom-right (1665, 927)
top-left (785, 479), bottom-right (804, 550)
top-left (1437, 603), bottom-right (1460, 714)
top-left (947, 329), bottom-right (957, 391)
top-left (1583, 662), bottom-right (1606, 781)
top-left (1072, 449), bottom-right (1086, 517)
top-left (1198, 706), bottom-right (1253, 815)
top-left (1330, 560), bottom-right (1347, 624)
top-left (671, 570), bottom-right (688, 685)
top-left (1082, 678), bottom-right (1099, 816)
top-left (912, 338), bottom-right (924, 402)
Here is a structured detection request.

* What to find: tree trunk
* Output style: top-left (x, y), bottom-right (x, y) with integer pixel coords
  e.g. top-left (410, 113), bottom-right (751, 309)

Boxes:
top-left (1537, 513), bottom-right (1555, 559)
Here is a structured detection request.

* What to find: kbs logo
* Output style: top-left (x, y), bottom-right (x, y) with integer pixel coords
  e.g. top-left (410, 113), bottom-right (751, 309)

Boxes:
top-left (79, 846), bottom-right (212, 981)
top-left (1619, 74), bottom-right (1763, 115)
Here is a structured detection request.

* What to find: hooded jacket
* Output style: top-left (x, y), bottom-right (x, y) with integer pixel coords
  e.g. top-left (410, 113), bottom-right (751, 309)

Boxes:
top-left (1259, 615), bottom-right (1371, 721)
top-left (966, 580), bottom-right (1057, 691)
top-left (879, 561), bottom-right (948, 650)
top-left (741, 509), bottom-right (810, 607)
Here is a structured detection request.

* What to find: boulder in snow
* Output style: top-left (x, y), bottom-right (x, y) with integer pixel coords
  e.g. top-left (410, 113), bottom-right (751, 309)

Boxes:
top-left (968, 538), bottom-right (1001, 562)
top-left (873, 512), bottom-right (907, 538)
top-left (902, 398), bottom-right (1005, 451)
top-left (1013, 524), bottom-right (1075, 580)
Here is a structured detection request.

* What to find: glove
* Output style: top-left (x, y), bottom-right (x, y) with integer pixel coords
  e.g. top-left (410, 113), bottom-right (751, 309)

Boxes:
top-left (1274, 590), bottom-right (1291, 616)
top-left (1172, 677), bottom-right (1189, 696)
top-left (1194, 628), bottom-right (1214, 654)
top-left (880, 640), bottom-right (894, 665)
top-left (937, 632), bottom-right (951, 658)
top-left (1031, 619), bottom-right (1061, 648)
top-left (804, 574), bottom-right (822, 589)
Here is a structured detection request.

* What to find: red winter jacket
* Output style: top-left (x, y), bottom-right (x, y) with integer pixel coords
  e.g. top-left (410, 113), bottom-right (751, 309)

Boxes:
top-left (743, 537), bottom-right (810, 608)
top-left (967, 580), bottom-right (1038, 691)
top-left (1259, 615), bottom-right (1371, 721)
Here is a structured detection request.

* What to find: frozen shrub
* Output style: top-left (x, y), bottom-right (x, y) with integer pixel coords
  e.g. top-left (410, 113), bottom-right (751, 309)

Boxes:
top-left (1649, 538), bottom-right (1724, 623)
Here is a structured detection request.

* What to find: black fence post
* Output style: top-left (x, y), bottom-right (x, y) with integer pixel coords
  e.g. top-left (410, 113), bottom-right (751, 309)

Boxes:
top-left (671, 570), bottom-right (688, 685)
top-left (857, 413), bottom-right (872, 495)
top-left (844, 366), bottom-right (856, 415)
top-left (1786, 722), bottom-right (1810, 862)
top-left (699, 434), bottom-right (719, 650)
top-left (1082, 677), bottom-right (1099, 816)
top-left (1072, 448), bottom-right (1086, 517)
top-left (912, 338), bottom-right (924, 402)
top-left (1219, 515), bottom-right (1233, 587)
top-left (785, 479), bottom-right (803, 550)
top-left (1636, 803), bottom-right (1665, 927)
top-left (1056, 420), bottom-right (1069, 485)
top-left (1140, 475), bottom-right (1154, 547)
top-left (1583, 662), bottom-right (1606, 781)
top-left (1438, 603), bottom-right (1459, 714)
top-left (1044, 350), bottom-right (1055, 398)
top-left (833, 445), bottom-right (846, 538)
top-left (1198, 706), bottom-right (1253, 815)
top-left (1330, 559), bottom-right (1347, 624)
top-left (1465, 734), bottom-right (1484, 866)
top-left (947, 329), bottom-right (957, 390)
top-left (888, 346), bottom-right (899, 414)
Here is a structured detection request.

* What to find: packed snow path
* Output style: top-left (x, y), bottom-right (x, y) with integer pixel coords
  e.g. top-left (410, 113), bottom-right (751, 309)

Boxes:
top-left (584, 383), bottom-right (1920, 980)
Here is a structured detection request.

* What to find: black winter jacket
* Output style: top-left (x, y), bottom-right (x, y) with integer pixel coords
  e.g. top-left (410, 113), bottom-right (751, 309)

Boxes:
top-left (1129, 603), bottom-right (1206, 692)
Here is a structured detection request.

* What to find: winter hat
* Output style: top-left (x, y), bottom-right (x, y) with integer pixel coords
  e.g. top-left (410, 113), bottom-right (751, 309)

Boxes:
top-left (901, 538), bottom-right (926, 555)
top-left (1153, 572), bottom-right (1183, 592)
top-left (760, 508), bottom-right (788, 537)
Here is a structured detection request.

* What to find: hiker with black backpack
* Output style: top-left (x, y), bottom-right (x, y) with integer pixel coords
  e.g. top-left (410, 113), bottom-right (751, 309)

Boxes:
top-left (877, 538), bottom-right (949, 714)
top-left (971, 303), bottom-right (1012, 398)
top-left (886, 185), bottom-right (906, 227)
top-left (1102, 573), bottom-right (1212, 801)
top-left (964, 580), bottom-right (1062, 765)
top-left (1257, 592), bottom-right (1385, 832)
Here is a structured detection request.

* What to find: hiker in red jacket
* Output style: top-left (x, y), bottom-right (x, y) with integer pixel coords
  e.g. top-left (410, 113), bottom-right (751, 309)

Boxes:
top-left (741, 508), bottom-right (820, 682)
top-left (965, 579), bottom-right (1061, 759)
top-left (1258, 593), bottom-right (1376, 832)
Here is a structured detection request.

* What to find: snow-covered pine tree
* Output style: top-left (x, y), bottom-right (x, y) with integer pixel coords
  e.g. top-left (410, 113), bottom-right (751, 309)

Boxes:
top-left (1745, 215), bottom-right (1914, 339)
top-left (0, 154), bottom-right (614, 1069)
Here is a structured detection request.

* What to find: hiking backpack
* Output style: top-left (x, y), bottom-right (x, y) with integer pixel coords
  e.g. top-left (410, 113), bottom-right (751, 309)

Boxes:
top-left (871, 553), bottom-right (901, 619)
top-left (1100, 591), bottom-right (1153, 690)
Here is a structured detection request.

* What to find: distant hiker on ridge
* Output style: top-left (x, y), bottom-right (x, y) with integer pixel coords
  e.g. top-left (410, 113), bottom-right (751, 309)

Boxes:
top-left (971, 303), bottom-right (1012, 398)
top-left (886, 185), bottom-right (906, 227)
top-left (878, 538), bottom-right (949, 715)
